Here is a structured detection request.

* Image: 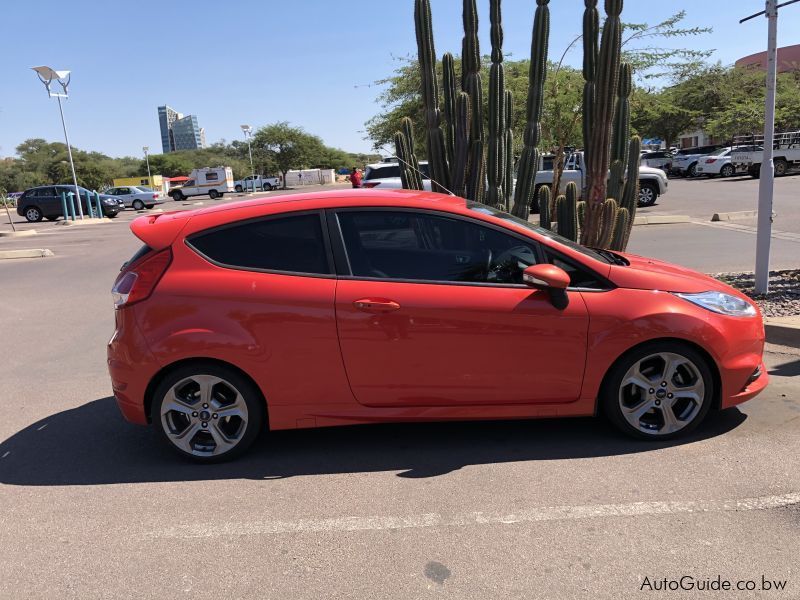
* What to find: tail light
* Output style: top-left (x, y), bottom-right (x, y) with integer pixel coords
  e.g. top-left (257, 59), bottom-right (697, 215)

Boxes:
top-left (152, 194), bottom-right (159, 199)
top-left (112, 248), bottom-right (172, 308)
top-left (363, 182), bottom-right (381, 188)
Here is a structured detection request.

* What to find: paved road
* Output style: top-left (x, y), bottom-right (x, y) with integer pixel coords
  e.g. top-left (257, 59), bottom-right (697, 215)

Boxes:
top-left (639, 173), bottom-right (800, 234)
top-left (0, 213), bottom-right (798, 598)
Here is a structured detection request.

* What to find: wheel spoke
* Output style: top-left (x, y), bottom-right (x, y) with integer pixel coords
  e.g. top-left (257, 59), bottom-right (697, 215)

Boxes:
top-left (660, 404), bottom-right (681, 434)
top-left (623, 398), bottom-right (656, 422)
top-left (193, 375), bottom-right (219, 406)
top-left (171, 422), bottom-right (201, 454)
top-left (208, 422), bottom-right (239, 453)
top-left (215, 404), bottom-right (246, 420)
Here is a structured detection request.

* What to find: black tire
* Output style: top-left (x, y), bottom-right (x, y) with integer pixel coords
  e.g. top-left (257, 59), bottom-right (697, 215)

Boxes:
top-left (601, 341), bottom-right (715, 441)
top-left (209, 190), bottom-right (220, 199)
top-left (235, 185), bottom-right (243, 193)
top-left (45, 215), bottom-right (59, 222)
top-left (24, 206), bottom-right (43, 222)
top-left (637, 182), bottom-right (658, 207)
top-left (720, 164), bottom-right (735, 178)
top-left (106, 212), bottom-right (118, 219)
top-left (748, 164), bottom-right (761, 179)
top-left (171, 190), bottom-right (184, 201)
top-left (145, 204), bottom-right (155, 209)
top-left (132, 199), bottom-right (145, 211)
top-left (774, 159), bottom-right (788, 177)
top-left (687, 162), bottom-right (698, 177)
top-left (263, 183), bottom-right (274, 191)
top-left (152, 362), bottom-right (266, 463)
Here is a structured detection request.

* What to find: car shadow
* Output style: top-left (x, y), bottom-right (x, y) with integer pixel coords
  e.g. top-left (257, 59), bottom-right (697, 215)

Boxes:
top-left (769, 358), bottom-right (800, 378)
top-left (0, 397), bottom-right (747, 486)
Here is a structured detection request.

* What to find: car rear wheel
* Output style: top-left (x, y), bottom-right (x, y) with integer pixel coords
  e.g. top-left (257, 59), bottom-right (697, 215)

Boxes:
top-left (687, 162), bottom-right (698, 177)
top-left (774, 159), bottom-right (788, 177)
top-left (24, 206), bottom-right (43, 222)
top-left (720, 164), bottom-right (735, 177)
top-left (235, 185), bottom-right (243, 193)
top-left (637, 182), bottom-right (658, 206)
top-left (132, 199), bottom-right (145, 211)
top-left (209, 190), bottom-right (220, 199)
top-left (602, 342), bottom-right (714, 440)
top-left (263, 183), bottom-right (273, 191)
top-left (153, 363), bottom-right (266, 462)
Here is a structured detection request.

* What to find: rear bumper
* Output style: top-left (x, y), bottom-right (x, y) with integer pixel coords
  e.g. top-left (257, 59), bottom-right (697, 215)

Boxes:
top-left (107, 308), bottom-right (161, 425)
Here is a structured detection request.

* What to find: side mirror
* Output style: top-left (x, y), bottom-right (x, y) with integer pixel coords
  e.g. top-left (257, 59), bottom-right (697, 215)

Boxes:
top-left (522, 264), bottom-right (570, 309)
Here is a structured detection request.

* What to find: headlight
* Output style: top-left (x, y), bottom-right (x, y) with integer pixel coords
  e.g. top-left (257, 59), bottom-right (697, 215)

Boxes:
top-left (102, 198), bottom-right (116, 205)
top-left (674, 291), bottom-right (757, 317)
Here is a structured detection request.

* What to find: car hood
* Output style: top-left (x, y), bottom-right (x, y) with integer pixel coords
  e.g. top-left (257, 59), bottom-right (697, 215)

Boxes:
top-left (607, 252), bottom-right (744, 296)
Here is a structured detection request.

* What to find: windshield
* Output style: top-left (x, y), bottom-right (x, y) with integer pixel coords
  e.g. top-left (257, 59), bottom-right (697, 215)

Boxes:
top-left (466, 202), bottom-right (611, 263)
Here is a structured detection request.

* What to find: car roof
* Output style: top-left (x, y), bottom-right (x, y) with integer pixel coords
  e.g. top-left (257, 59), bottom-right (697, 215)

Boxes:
top-left (365, 160), bottom-right (429, 169)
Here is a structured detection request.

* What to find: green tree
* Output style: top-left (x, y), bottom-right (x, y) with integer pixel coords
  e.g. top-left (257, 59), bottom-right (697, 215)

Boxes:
top-left (630, 87), bottom-right (697, 149)
top-left (252, 122), bottom-right (328, 188)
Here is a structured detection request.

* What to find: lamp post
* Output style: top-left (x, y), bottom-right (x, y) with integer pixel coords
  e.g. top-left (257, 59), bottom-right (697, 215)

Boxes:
top-left (31, 66), bottom-right (83, 219)
top-left (240, 125), bottom-right (256, 193)
top-left (143, 146), bottom-right (152, 183)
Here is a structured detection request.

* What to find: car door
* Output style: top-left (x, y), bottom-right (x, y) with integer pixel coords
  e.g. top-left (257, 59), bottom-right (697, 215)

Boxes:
top-left (332, 208), bottom-right (590, 408)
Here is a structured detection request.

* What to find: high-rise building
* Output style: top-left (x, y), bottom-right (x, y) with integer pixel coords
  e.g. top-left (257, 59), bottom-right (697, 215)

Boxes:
top-left (157, 105), bottom-right (205, 152)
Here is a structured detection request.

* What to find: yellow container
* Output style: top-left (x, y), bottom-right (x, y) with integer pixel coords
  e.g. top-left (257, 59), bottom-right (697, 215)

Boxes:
top-left (112, 175), bottom-right (166, 193)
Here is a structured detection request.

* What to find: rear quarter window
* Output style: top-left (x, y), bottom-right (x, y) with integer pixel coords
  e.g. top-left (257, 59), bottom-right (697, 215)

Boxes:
top-left (188, 213), bottom-right (331, 275)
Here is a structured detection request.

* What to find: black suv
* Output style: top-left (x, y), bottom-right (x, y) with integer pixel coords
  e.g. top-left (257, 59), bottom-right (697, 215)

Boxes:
top-left (16, 185), bottom-right (123, 222)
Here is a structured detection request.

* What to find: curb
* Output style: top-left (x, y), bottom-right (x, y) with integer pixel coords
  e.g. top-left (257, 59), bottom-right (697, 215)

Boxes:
top-left (58, 218), bottom-right (112, 226)
top-left (0, 230), bottom-right (37, 238)
top-left (0, 248), bottom-right (54, 259)
top-left (633, 215), bottom-right (691, 226)
top-left (711, 210), bottom-right (757, 222)
top-left (764, 318), bottom-right (800, 348)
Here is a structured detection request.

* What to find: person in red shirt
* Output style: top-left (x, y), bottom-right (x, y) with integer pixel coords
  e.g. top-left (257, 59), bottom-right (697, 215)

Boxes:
top-left (349, 166), bottom-right (362, 188)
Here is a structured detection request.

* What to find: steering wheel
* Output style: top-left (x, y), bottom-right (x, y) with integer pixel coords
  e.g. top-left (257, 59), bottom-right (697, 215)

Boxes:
top-left (493, 245), bottom-right (536, 268)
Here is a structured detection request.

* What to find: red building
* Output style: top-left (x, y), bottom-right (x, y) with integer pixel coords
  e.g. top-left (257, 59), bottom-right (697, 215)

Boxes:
top-left (735, 43), bottom-right (800, 73)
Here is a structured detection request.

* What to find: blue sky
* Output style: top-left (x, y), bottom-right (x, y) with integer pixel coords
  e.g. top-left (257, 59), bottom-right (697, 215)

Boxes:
top-left (2, 0), bottom-right (797, 159)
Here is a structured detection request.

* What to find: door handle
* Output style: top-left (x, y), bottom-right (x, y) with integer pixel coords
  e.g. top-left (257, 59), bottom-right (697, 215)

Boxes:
top-left (353, 298), bottom-right (401, 313)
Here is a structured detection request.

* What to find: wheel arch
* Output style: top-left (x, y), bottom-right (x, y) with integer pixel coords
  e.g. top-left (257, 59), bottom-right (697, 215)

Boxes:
top-left (595, 336), bottom-right (722, 414)
top-left (143, 357), bottom-right (268, 425)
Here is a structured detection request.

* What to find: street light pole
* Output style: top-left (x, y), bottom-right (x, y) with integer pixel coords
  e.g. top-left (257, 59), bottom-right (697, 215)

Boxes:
top-left (143, 146), bottom-right (152, 182)
top-left (241, 125), bottom-right (255, 193)
top-left (32, 67), bottom-right (84, 219)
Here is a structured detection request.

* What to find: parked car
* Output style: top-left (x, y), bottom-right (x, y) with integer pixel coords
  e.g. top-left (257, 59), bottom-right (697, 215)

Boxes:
top-left (533, 151), bottom-right (668, 208)
top-left (671, 145), bottom-right (725, 177)
top-left (362, 160), bottom-right (433, 190)
top-left (234, 175), bottom-right (280, 193)
top-left (108, 189), bottom-right (767, 461)
top-left (640, 150), bottom-right (672, 172)
top-left (731, 129), bottom-right (800, 178)
top-left (105, 185), bottom-right (166, 210)
top-left (17, 185), bottom-right (123, 222)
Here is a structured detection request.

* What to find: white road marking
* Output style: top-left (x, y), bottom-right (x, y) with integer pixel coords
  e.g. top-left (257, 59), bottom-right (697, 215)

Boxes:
top-left (149, 492), bottom-right (800, 539)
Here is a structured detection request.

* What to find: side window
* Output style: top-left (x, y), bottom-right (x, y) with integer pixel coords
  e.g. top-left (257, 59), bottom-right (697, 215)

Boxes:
top-left (205, 172), bottom-right (219, 181)
top-left (188, 213), bottom-right (330, 275)
top-left (337, 211), bottom-right (539, 284)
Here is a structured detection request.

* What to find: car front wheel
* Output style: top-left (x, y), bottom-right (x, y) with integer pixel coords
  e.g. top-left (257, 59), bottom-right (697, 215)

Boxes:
top-left (153, 363), bottom-right (265, 462)
top-left (637, 182), bottom-right (658, 206)
top-left (602, 342), bottom-right (714, 440)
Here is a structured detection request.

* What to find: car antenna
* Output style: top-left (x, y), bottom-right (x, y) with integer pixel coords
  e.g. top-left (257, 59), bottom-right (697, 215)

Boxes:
top-left (377, 145), bottom-right (456, 196)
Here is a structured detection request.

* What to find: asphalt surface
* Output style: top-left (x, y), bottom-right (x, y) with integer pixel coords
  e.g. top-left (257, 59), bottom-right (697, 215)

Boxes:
top-left (0, 184), bottom-right (798, 598)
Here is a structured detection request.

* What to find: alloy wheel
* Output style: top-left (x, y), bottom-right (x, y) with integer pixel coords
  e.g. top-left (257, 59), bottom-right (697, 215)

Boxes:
top-left (618, 352), bottom-right (705, 436)
top-left (638, 186), bottom-right (655, 206)
top-left (160, 374), bottom-right (249, 457)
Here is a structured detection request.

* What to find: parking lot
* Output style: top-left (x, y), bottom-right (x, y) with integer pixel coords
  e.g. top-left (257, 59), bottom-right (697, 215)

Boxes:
top-left (0, 179), bottom-right (798, 598)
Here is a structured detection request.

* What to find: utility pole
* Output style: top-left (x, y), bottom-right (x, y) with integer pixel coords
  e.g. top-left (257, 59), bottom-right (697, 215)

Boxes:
top-left (741, 0), bottom-right (799, 293)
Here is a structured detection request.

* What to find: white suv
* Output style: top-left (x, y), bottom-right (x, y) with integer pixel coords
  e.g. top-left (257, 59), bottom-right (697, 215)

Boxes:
top-left (362, 160), bottom-right (433, 190)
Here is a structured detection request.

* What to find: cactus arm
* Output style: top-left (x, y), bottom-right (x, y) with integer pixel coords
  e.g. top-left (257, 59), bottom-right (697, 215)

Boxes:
top-left (538, 185), bottom-right (551, 230)
top-left (451, 92), bottom-right (471, 198)
top-left (442, 53), bottom-right (457, 168)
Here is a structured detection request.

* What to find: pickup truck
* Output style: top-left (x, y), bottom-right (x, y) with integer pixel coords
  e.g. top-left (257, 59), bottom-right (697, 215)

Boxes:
top-left (533, 151), bottom-right (668, 209)
top-left (234, 175), bottom-right (280, 192)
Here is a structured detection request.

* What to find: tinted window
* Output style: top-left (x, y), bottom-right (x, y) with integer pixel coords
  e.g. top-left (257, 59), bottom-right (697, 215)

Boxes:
top-left (337, 210), bottom-right (539, 284)
top-left (365, 164), bottom-right (401, 180)
top-left (189, 213), bottom-right (330, 275)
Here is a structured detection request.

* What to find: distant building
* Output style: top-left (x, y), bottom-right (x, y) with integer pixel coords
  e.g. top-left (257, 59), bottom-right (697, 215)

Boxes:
top-left (736, 43), bottom-right (800, 74)
top-left (157, 105), bottom-right (205, 152)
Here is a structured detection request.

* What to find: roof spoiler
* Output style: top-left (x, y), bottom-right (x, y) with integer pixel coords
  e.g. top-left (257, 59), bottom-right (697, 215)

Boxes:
top-left (130, 212), bottom-right (190, 251)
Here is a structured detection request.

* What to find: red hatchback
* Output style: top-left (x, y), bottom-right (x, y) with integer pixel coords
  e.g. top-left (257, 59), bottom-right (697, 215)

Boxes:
top-left (108, 190), bottom-right (767, 461)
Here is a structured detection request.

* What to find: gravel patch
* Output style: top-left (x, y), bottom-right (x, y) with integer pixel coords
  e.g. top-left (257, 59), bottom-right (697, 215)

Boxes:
top-left (714, 270), bottom-right (800, 318)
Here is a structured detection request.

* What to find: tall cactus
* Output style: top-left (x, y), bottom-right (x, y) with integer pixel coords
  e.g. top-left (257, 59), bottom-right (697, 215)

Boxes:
top-left (414, 0), bottom-right (450, 194)
top-left (555, 181), bottom-right (579, 241)
top-left (394, 117), bottom-right (423, 190)
top-left (581, 0), bottom-right (599, 198)
top-left (451, 92), bottom-right (472, 198)
top-left (486, 0), bottom-right (506, 209)
top-left (618, 135), bottom-right (641, 249)
top-left (503, 89), bottom-right (514, 202)
top-left (581, 0), bottom-right (623, 246)
top-left (611, 63), bottom-right (632, 170)
top-left (610, 207), bottom-right (630, 251)
top-left (511, 0), bottom-right (550, 218)
top-left (442, 53), bottom-right (458, 168)
top-left (538, 185), bottom-right (552, 230)
top-left (462, 0), bottom-right (486, 202)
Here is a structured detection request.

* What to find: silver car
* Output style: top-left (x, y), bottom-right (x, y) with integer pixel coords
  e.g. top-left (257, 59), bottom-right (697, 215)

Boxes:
top-left (104, 185), bottom-right (166, 210)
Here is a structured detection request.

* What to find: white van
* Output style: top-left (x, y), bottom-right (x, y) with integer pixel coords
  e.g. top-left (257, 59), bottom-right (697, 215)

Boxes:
top-left (170, 167), bottom-right (234, 200)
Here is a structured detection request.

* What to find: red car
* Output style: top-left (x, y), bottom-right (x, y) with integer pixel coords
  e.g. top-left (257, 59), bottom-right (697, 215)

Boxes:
top-left (108, 189), bottom-right (767, 462)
